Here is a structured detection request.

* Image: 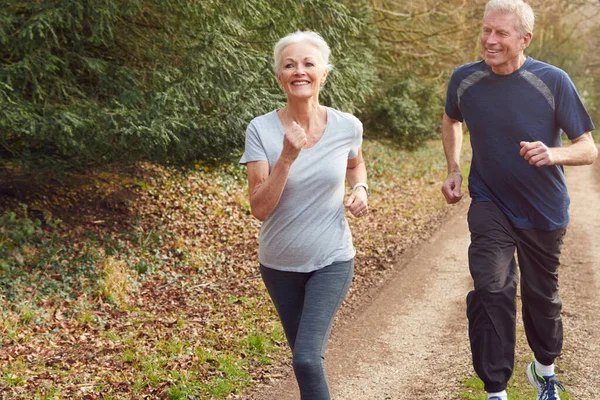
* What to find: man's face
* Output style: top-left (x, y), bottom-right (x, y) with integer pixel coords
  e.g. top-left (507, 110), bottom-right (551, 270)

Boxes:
top-left (481, 10), bottom-right (532, 75)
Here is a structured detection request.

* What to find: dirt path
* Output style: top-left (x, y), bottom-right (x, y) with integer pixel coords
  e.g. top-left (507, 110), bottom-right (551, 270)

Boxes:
top-left (556, 161), bottom-right (600, 399)
top-left (244, 161), bottom-right (600, 400)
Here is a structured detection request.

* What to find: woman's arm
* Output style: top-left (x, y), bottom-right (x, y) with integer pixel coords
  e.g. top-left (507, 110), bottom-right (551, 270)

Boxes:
top-left (246, 122), bottom-right (307, 221)
top-left (345, 149), bottom-right (368, 217)
top-left (246, 159), bottom-right (291, 221)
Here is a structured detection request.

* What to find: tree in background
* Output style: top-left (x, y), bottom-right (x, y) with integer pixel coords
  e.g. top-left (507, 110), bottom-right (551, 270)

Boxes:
top-left (1, 0), bottom-right (596, 172)
top-left (0, 0), bottom-right (377, 170)
top-left (527, 0), bottom-right (600, 130)
top-left (363, 0), bottom-right (600, 144)
top-left (369, 0), bottom-right (483, 78)
top-left (360, 73), bottom-right (442, 150)
top-left (361, 0), bottom-right (485, 146)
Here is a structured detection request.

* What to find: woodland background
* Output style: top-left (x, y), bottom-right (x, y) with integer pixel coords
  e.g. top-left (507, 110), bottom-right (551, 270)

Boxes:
top-left (1, 1), bottom-right (599, 398)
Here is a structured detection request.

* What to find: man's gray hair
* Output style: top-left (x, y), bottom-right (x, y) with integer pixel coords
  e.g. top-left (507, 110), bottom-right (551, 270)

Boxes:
top-left (484, 0), bottom-right (535, 36)
top-left (273, 31), bottom-right (333, 75)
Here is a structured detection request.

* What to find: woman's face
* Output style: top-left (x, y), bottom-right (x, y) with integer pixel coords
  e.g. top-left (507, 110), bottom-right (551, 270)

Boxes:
top-left (277, 42), bottom-right (328, 101)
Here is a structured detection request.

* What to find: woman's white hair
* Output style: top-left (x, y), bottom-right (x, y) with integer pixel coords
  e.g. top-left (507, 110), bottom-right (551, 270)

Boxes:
top-left (273, 31), bottom-right (333, 74)
top-left (484, 0), bottom-right (535, 36)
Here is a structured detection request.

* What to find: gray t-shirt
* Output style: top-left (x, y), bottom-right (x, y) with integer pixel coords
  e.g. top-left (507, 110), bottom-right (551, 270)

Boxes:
top-left (240, 107), bottom-right (363, 272)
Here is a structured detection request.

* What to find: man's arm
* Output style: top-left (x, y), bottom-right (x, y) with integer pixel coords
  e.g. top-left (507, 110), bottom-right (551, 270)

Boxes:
top-left (519, 131), bottom-right (598, 167)
top-left (441, 113), bottom-right (465, 204)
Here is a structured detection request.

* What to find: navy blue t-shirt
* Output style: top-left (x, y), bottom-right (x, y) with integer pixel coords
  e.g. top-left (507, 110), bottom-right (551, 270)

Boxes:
top-left (445, 57), bottom-right (595, 230)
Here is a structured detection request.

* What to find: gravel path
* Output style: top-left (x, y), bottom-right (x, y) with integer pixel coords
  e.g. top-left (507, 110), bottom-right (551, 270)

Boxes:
top-left (556, 161), bottom-right (600, 399)
top-left (244, 159), bottom-right (600, 400)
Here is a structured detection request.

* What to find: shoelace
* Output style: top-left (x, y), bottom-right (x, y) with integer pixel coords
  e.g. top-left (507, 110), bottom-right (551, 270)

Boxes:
top-left (540, 376), bottom-right (565, 400)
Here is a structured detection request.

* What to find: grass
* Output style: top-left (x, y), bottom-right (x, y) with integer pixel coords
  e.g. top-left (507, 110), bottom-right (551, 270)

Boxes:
top-left (459, 366), bottom-right (537, 400)
top-left (460, 364), bottom-right (572, 400)
top-left (99, 256), bottom-right (134, 307)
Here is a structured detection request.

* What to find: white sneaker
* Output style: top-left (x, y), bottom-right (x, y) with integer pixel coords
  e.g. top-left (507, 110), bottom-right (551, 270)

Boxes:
top-left (526, 361), bottom-right (565, 400)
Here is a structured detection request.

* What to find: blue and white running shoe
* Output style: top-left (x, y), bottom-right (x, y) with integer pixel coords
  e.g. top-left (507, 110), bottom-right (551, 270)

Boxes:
top-left (527, 361), bottom-right (566, 400)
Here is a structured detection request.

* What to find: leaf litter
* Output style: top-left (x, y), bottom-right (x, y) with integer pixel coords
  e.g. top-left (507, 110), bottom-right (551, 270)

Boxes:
top-left (0, 139), bottom-right (469, 398)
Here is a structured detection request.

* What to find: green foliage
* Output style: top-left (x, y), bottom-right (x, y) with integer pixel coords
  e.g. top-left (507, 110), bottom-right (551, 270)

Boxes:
top-left (1, 0), bottom-right (597, 170)
top-left (0, 205), bottom-right (42, 270)
top-left (0, 225), bottom-right (102, 303)
top-left (361, 74), bottom-right (442, 150)
top-left (0, 0), bottom-right (377, 169)
top-left (371, 0), bottom-right (483, 80)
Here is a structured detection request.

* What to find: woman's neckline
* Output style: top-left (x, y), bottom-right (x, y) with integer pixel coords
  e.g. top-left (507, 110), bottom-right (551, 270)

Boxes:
top-left (275, 106), bottom-right (329, 150)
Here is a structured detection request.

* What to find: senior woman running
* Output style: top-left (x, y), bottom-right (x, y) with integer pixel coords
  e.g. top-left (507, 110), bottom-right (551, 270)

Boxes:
top-left (240, 31), bottom-right (369, 399)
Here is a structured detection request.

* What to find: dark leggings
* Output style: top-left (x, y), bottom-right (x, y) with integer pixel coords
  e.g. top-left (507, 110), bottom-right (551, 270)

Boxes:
top-left (260, 259), bottom-right (354, 400)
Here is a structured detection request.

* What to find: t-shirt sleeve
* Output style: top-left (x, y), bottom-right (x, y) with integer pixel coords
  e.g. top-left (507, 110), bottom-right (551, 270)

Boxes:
top-left (555, 72), bottom-right (595, 140)
top-left (348, 117), bottom-right (363, 159)
top-left (444, 68), bottom-right (464, 122)
top-left (239, 121), bottom-right (267, 165)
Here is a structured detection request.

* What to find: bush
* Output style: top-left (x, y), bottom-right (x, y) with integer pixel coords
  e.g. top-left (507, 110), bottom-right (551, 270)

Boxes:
top-left (361, 75), bottom-right (443, 150)
top-left (0, 205), bottom-right (42, 269)
top-left (0, 0), bottom-right (377, 170)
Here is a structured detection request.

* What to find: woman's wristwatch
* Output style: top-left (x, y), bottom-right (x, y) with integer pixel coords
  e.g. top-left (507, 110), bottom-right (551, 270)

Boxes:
top-left (352, 183), bottom-right (370, 197)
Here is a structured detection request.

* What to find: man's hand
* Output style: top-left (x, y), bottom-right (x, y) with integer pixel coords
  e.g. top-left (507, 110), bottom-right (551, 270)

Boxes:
top-left (520, 141), bottom-right (554, 167)
top-left (441, 172), bottom-right (464, 204)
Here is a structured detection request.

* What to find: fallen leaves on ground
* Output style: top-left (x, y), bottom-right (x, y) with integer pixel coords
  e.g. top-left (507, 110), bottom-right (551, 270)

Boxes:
top-left (0, 139), bottom-right (471, 399)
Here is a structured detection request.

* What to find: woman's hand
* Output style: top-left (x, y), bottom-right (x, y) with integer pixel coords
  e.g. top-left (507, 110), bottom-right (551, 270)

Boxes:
top-left (281, 121), bottom-right (307, 163)
top-left (345, 187), bottom-right (368, 218)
